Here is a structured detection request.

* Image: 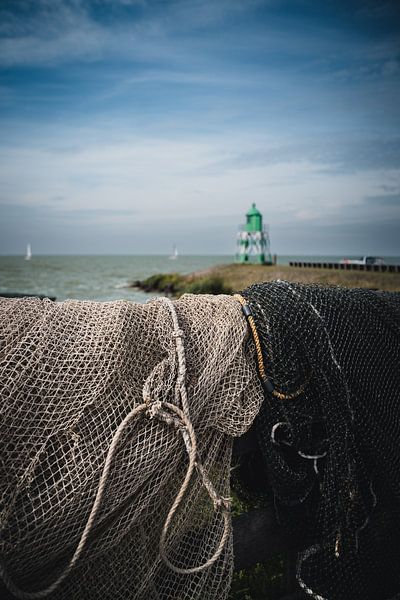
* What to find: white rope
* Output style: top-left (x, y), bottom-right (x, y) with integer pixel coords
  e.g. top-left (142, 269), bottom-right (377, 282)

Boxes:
top-left (157, 297), bottom-right (231, 575)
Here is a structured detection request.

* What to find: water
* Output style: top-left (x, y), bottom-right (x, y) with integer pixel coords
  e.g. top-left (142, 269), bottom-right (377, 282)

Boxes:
top-left (0, 255), bottom-right (234, 302)
top-left (1, 255), bottom-right (399, 302)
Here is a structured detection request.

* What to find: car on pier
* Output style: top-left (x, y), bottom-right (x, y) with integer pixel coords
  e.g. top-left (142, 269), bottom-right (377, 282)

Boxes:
top-left (340, 256), bottom-right (385, 266)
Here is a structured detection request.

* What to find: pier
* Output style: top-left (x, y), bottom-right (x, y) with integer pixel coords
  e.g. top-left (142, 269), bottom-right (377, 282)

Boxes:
top-left (289, 261), bottom-right (400, 273)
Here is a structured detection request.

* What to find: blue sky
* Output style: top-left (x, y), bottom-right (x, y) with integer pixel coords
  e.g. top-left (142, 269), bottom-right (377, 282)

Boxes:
top-left (0, 0), bottom-right (399, 255)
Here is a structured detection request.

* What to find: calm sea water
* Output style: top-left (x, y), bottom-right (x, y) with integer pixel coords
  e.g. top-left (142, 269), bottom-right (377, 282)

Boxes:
top-left (1, 255), bottom-right (399, 302)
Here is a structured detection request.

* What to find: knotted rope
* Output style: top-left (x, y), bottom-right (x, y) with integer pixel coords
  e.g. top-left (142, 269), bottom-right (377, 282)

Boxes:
top-left (0, 297), bottom-right (231, 598)
top-left (157, 297), bottom-right (231, 575)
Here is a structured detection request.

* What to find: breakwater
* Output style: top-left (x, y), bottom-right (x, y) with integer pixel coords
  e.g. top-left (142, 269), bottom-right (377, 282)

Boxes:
top-left (289, 261), bottom-right (400, 273)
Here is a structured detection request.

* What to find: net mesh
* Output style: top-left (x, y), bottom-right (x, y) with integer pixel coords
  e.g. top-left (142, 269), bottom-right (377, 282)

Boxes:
top-left (2, 282), bottom-right (400, 600)
top-left (241, 281), bottom-right (400, 600)
top-left (0, 293), bottom-right (262, 600)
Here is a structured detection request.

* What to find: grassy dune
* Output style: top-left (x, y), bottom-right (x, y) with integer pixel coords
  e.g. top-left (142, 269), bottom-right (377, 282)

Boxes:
top-left (134, 263), bottom-right (400, 295)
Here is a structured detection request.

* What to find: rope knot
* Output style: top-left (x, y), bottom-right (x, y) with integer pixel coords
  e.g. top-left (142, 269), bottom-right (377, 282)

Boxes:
top-left (172, 328), bottom-right (185, 339)
top-left (214, 497), bottom-right (232, 512)
top-left (143, 393), bottom-right (153, 406)
top-left (147, 400), bottom-right (163, 419)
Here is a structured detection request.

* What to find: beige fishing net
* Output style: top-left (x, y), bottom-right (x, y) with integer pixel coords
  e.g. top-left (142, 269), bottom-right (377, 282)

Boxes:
top-left (0, 294), bottom-right (262, 600)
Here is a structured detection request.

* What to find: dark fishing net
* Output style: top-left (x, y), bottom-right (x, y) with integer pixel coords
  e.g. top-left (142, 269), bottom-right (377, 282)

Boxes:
top-left (240, 281), bottom-right (400, 600)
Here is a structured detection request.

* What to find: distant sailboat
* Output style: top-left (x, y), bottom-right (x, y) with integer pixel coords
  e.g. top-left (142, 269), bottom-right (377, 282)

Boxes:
top-left (169, 244), bottom-right (178, 260)
top-left (25, 243), bottom-right (32, 261)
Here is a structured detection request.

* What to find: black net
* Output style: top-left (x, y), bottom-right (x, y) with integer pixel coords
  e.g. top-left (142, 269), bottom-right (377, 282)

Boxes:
top-left (240, 281), bottom-right (400, 600)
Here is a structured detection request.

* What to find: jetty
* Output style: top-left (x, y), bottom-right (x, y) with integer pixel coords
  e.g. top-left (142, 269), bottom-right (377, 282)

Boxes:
top-left (289, 261), bottom-right (400, 273)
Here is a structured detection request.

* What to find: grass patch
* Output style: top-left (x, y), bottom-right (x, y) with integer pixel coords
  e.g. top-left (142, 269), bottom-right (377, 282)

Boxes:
top-left (133, 263), bottom-right (400, 297)
top-left (229, 557), bottom-right (285, 600)
top-left (135, 272), bottom-right (185, 294)
top-left (184, 275), bottom-right (231, 295)
top-left (134, 272), bottom-right (232, 296)
top-left (229, 456), bottom-right (287, 600)
top-left (205, 263), bottom-right (400, 292)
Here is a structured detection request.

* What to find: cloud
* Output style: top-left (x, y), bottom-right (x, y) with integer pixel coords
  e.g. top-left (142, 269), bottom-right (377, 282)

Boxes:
top-left (161, 0), bottom-right (264, 30)
top-left (0, 0), bottom-right (262, 67)
top-left (271, 219), bottom-right (400, 255)
top-left (0, 1), bottom-right (399, 255)
top-left (356, 1), bottom-right (400, 20)
top-left (203, 137), bottom-right (400, 176)
top-left (1, 0), bottom-right (398, 77)
top-left (0, 1), bottom-right (109, 66)
top-left (1, 118), bottom-right (399, 250)
top-left (364, 193), bottom-right (400, 206)
top-left (4, 197), bottom-right (399, 255)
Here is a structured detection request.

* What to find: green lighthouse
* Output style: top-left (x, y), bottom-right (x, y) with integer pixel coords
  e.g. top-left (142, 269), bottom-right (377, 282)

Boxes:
top-left (236, 203), bottom-right (272, 264)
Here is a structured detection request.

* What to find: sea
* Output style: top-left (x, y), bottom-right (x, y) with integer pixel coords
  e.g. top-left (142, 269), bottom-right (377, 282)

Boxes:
top-left (0, 255), bottom-right (399, 303)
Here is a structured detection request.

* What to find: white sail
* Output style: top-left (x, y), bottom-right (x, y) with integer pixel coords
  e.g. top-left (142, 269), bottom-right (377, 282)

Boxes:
top-left (25, 243), bottom-right (32, 261)
top-left (169, 244), bottom-right (178, 260)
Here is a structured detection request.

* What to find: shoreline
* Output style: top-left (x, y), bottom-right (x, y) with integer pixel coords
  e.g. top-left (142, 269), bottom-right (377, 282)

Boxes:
top-left (133, 263), bottom-right (400, 295)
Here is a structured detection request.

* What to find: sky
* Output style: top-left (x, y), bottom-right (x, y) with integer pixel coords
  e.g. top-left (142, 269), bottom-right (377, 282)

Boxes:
top-left (0, 0), bottom-right (399, 256)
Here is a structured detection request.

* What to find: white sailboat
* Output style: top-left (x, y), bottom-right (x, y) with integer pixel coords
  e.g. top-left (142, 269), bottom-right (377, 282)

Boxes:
top-left (25, 243), bottom-right (32, 261)
top-left (169, 244), bottom-right (178, 260)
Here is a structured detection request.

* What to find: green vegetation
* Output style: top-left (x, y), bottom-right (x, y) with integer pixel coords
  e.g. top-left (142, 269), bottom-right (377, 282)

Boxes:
top-left (133, 272), bottom-right (233, 296)
top-left (200, 263), bottom-right (400, 292)
top-left (133, 263), bottom-right (400, 297)
top-left (184, 275), bottom-right (232, 295)
top-left (229, 557), bottom-right (285, 600)
top-left (134, 272), bottom-right (185, 294)
top-left (228, 464), bottom-right (287, 600)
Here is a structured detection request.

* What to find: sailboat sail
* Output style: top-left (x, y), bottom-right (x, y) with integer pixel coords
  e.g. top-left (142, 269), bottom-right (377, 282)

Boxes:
top-left (169, 244), bottom-right (178, 260)
top-left (25, 244), bottom-right (32, 261)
